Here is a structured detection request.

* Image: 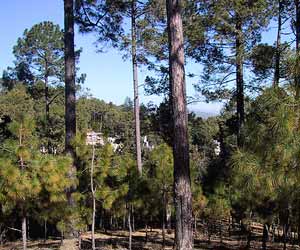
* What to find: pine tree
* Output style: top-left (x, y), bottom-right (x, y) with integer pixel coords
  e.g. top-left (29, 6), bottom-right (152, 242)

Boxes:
top-left (231, 87), bottom-right (300, 250)
top-left (0, 88), bottom-right (74, 249)
top-left (13, 21), bottom-right (65, 152)
top-left (190, 0), bottom-right (274, 146)
top-left (149, 143), bottom-right (173, 248)
top-left (64, 0), bottom-right (77, 237)
top-left (166, 0), bottom-right (193, 249)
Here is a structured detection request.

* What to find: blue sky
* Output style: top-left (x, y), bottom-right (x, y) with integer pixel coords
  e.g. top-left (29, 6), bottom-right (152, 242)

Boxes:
top-left (0, 1), bottom-right (278, 114)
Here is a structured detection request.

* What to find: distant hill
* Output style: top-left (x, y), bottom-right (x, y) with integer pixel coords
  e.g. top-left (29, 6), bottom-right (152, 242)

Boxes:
top-left (189, 109), bottom-right (220, 119)
top-left (188, 102), bottom-right (223, 119)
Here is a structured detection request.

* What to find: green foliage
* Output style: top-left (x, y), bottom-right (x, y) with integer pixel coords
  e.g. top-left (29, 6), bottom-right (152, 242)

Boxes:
top-left (204, 184), bottom-right (231, 221)
top-left (192, 0), bottom-right (275, 100)
top-left (0, 84), bottom-right (34, 122)
top-left (148, 143), bottom-right (173, 187)
top-left (13, 21), bottom-right (64, 81)
top-left (231, 87), bottom-right (300, 223)
top-left (0, 114), bottom-right (74, 224)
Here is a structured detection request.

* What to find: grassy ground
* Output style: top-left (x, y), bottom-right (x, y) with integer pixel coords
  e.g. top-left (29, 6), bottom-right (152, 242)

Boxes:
top-left (1, 229), bottom-right (300, 250)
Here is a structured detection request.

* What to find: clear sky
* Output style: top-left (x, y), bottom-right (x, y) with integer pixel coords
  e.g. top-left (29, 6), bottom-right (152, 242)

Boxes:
top-left (1, 1), bottom-right (278, 115)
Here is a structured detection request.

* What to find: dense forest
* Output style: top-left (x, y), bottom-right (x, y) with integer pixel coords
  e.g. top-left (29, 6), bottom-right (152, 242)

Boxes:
top-left (1, 1), bottom-right (300, 250)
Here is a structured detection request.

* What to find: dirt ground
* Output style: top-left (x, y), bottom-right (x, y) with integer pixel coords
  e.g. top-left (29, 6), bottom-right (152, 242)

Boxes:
top-left (1, 229), bottom-right (300, 250)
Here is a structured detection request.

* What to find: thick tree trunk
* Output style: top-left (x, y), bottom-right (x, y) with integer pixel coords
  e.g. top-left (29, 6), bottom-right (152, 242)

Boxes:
top-left (64, 0), bottom-right (76, 155)
top-left (131, 0), bottom-right (142, 176)
top-left (274, 0), bottom-right (282, 87)
top-left (64, 0), bottom-right (77, 237)
top-left (22, 216), bottom-right (27, 250)
top-left (235, 15), bottom-right (245, 147)
top-left (166, 1), bottom-right (193, 250)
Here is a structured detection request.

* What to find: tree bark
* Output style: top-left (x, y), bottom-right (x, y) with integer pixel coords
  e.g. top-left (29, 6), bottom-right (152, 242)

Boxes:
top-left (131, 0), bottom-right (142, 176)
top-left (235, 14), bottom-right (245, 147)
top-left (22, 216), bottom-right (27, 250)
top-left (194, 215), bottom-right (197, 235)
top-left (296, 0), bottom-right (300, 53)
top-left (64, 0), bottom-right (76, 155)
top-left (145, 222), bottom-right (148, 243)
top-left (166, 1), bottom-right (193, 249)
top-left (91, 144), bottom-right (96, 250)
top-left (262, 223), bottom-right (268, 250)
top-left (44, 69), bottom-right (50, 152)
top-left (274, 0), bottom-right (282, 87)
top-left (132, 205), bottom-right (135, 232)
top-left (123, 213), bottom-right (126, 230)
top-left (128, 206), bottom-right (132, 250)
top-left (162, 190), bottom-right (166, 250)
top-left (295, 0), bottom-right (300, 100)
top-left (64, 0), bottom-right (77, 237)
top-left (166, 203), bottom-right (172, 230)
top-left (44, 219), bottom-right (47, 242)
top-left (246, 229), bottom-right (252, 250)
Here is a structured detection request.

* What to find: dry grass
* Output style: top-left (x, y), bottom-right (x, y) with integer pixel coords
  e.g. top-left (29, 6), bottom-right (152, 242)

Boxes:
top-left (2, 229), bottom-right (300, 250)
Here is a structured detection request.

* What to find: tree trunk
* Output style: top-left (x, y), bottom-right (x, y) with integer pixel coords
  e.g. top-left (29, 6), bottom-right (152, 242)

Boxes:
top-left (162, 190), bottom-right (166, 250)
top-left (194, 215), bottom-right (197, 235)
top-left (64, 0), bottom-right (76, 154)
top-left (132, 205), bottom-right (135, 232)
top-left (44, 72), bottom-right (50, 152)
top-left (262, 223), bottom-right (268, 250)
top-left (246, 229), bottom-right (252, 250)
top-left (295, 0), bottom-right (300, 53)
top-left (166, 1), bottom-right (193, 250)
top-left (109, 215), bottom-right (112, 230)
top-left (44, 219), bottom-right (47, 242)
top-left (283, 223), bottom-right (288, 250)
top-left (64, 0), bottom-right (77, 237)
top-left (61, 230), bottom-right (64, 245)
top-left (296, 0), bottom-right (300, 54)
top-left (99, 208), bottom-right (103, 229)
top-left (166, 203), bottom-right (172, 230)
top-left (91, 144), bottom-right (96, 250)
top-left (27, 218), bottom-right (30, 240)
top-left (123, 213), bottom-right (126, 230)
top-left (22, 216), bottom-right (27, 250)
top-left (145, 222), bottom-right (148, 243)
top-left (128, 206), bottom-right (132, 250)
top-left (274, 0), bottom-right (282, 87)
top-left (295, 0), bottom-right (300, 111)
top-left (131, 0), bottom-right (142, 176)
top-left (219, 222), bottom-right (223, 243)
top-left (298, 219), bottom-right (300, 245)
top-left (235, 14), bottom-right (245, 147)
